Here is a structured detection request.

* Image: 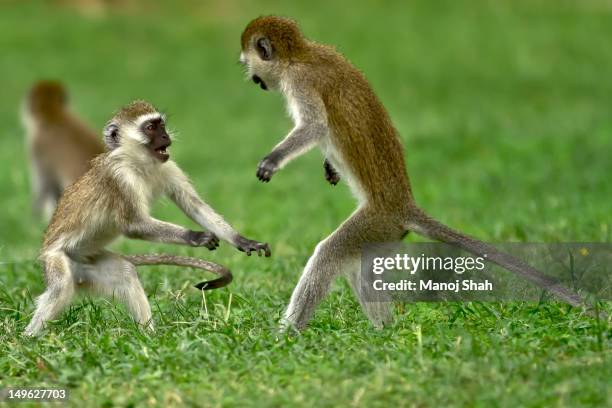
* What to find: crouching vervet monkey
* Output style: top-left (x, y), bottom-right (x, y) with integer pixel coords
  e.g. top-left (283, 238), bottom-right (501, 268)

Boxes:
top-left (25, 100), bottom-right (271, 336)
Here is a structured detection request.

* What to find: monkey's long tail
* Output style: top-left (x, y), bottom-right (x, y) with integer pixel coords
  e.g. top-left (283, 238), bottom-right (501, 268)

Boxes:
top-left (123, 254), bottom-right (233, 291)
top-left (405, 206), bottom-right (586, 308)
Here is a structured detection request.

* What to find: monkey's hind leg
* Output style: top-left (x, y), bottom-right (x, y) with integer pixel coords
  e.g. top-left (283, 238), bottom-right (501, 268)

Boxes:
top-left (282, 207), bottom-right (401, 331)
top-left (30, 160), bottom-right (62, 220)
top-left (78, 251), bottom-right (153, 330)
top-left (24, 253), bottom-right (76, 336)
top-left (346, 259), bottom-right (393, 329)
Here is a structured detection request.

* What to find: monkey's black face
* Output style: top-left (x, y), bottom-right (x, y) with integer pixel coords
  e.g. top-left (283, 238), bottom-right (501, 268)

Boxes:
top-left (142, 118), bottom-right (171, 162)
top-left (252, 75), bottom-right (268, 91)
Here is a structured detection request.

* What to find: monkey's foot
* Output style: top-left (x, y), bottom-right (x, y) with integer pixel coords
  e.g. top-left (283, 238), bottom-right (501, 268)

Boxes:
top-left (23, 322), bottom-right (42, 337)
top-left (278, 317), bottom-right (302, 334)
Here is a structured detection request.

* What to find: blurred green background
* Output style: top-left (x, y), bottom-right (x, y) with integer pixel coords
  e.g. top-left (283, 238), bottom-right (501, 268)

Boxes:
top-left (0, 0), bottom-right (610, 406)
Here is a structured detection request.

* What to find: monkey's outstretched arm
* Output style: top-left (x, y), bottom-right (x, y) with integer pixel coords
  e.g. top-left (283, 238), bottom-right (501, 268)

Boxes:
top-left (124, 217), bottom-right (219, 249)
top-left (257, 124), bottom-right (326, 182)
top-left (164, 163), bottom-right (271, 257)
top-left (257, 89), bottom-right (328, 182)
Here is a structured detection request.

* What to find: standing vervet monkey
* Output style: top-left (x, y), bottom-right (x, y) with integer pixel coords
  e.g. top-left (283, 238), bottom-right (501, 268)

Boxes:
top-left (22, 80), bottom-right (105, 219)
top-left (24, 100), bottom-right (270, 336)
top-left (239, 16), bottom-right (586, 330)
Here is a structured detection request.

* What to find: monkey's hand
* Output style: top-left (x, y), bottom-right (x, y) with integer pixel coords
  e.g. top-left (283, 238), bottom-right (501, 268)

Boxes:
top-left (235, 236), bottom-right (271, 257)
top-left (187, 231), bottom-right (219, 250)
top-left (256, 154), bottom-right (280, 182)
top-left (324, 159), bottom-right (340, 186)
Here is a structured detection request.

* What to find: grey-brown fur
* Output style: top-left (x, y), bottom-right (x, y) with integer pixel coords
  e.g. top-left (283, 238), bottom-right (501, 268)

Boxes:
top-left (25, 101), bottom-right (269, 336)
top-left (108, 100), bottom-right (158, 124)
top-left (23, 80), bottom-right (105, 219)
top-left (241, 16), bottom-right (588, 331)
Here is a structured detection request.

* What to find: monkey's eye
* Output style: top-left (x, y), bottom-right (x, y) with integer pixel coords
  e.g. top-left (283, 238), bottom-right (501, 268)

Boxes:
top-left (145, 123), bottom-right (155, 132)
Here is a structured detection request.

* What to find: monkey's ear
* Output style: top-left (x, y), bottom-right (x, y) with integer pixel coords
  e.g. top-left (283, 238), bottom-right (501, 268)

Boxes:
top-left (256, 37), bottom-right (273, 61)
top-left (103, 123), bottom-right (120, 150)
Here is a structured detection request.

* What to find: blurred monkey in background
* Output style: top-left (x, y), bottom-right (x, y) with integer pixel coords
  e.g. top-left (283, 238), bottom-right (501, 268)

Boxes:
top-left (22, 80), bottom-right (105, 219)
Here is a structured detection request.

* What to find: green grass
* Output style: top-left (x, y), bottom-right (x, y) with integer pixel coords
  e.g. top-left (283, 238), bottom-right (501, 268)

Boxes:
top-left (1, 0), bottom-right (611, 406)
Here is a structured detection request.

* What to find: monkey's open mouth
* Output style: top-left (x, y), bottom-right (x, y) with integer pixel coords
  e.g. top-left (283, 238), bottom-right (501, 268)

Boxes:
top-left (152, 144), bottom-right (170, 162)
top-left (252, 75), bottom-right (268, 90)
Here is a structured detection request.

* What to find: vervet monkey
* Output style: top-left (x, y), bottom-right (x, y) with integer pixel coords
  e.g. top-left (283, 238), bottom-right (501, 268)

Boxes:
top-left (22, 80), bottom-right (105, 219)
top-left (239, 16), bottom-right (586, 330)
top-left (24, 100), bottom-right (270, 336)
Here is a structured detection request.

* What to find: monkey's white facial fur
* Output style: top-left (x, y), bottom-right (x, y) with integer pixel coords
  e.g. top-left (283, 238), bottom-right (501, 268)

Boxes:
top-left (240, 38), bottom-right (282, 91)
top-left (104, 113), bottom-right (172, 163)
